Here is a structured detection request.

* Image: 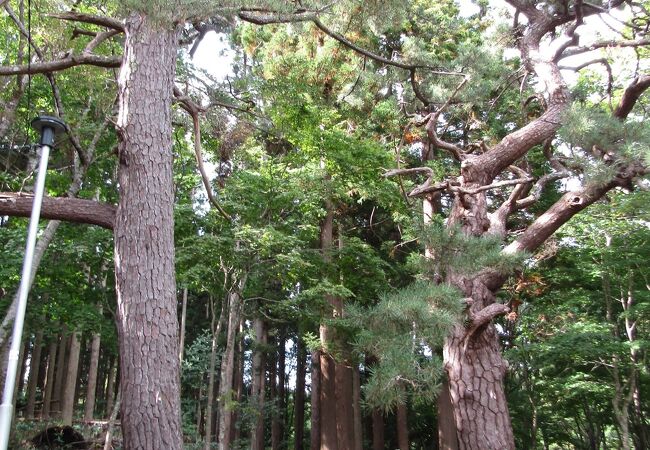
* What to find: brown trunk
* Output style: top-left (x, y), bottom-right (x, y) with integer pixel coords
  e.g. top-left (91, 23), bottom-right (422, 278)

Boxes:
top-left (371, 409), bottom-right (384, 450)
top-left (217, 275), bottom-right (246, 450)
top-left (271, 341), bottom-right (280, 450)
top-left (319, 350), bottom-right (338, 450)
top-left (396, 402), bottom-right (409, 450)
top-left (250, 316), bottom-right (267, 450)
top-left (294, 336), bottom-right (306, 450)
top-left (62, 331), bottom-right (81, 425)
top-left (84, 314), bottom-right (102, 420)
top-left (105, 356), bottom-right (117, 419)
top-left (26, 330), bottom-right (44, 418)
top-left (179, 287), bottom-right (188, 364)
top-left (231, 320), bottom-right (245, 444)
top-left (276, 331), bottom-right (287, 449)
top-left (310, 349), bottom-right (321, 450)
top-left (335, 362), bottom-right (354, 450)
top-left (42, 339), bottom-right (58, 419)
top-left (437, 379), bottom-right (459, 450)
top-left (114, 13), bottom-right (182, 449)
top-left (352, 366), bottom-right (363, 450)
top-left (52, 331), bottom-right (69, 418)
top-left (204, 297), bottom-right (219, 450)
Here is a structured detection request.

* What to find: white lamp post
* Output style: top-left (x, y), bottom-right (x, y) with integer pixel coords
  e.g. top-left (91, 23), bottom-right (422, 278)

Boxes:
top-left (0, 116), bottom-right (66, 449)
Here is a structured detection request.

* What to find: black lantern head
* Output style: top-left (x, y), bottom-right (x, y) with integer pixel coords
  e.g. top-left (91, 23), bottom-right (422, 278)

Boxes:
top-left (31, 115), bottom-right (66, 148)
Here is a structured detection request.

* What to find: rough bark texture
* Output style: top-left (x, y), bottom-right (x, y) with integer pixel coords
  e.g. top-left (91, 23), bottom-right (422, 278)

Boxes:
top-left (52, 331), bottom-right (69, 418)
top-left (437, 379), bottom-right (459, 450)
top-left (0, 193), bottom-right (115, 229)
top-left (114, 14), bottom-right (182, 450)
top-left (25, 330), bottom-right (44, 418)
top-left (62, 331), bottom-right (81, 425)
top-left (352, 366), bottom-right (363, 450)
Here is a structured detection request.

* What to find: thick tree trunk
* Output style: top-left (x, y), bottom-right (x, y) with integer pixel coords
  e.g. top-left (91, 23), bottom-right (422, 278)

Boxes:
top-left (271, 342), bottom-right (280, 450)
top-left (294, 336), bottom-right (306, 450)
top-left (41, 339), bottom-right (58, 419)
top-left (335, 362), bottom-right (354, 450)
top-left (250, 316), bottom-right (267, 450)
top-left (437, 379), bottom-right (459, 450)
top-left (352, 366), bottom-right (362, 450)
top-left (231, 320), bottom-right (245, 445)
top-left (371, 408), bottom-right (384, 450)
top-left (277, 331), bottom-right (286, 449)
top-left (84, 315), bottom-right (102, 420)
top-left (62, 331), bottom-right (81, 425)
top-left (396, 402), bottom-right (409, 450)
top-left (319, 350), bottom-right (338, 450)
top-left (310, 349), bottom-right (321, 450)
top-left (217, 275), bottom-right (246, 450)
top-left (114, 14), bottom-right (182, 449)
top-left (26, 330), bottom-right (44, 418)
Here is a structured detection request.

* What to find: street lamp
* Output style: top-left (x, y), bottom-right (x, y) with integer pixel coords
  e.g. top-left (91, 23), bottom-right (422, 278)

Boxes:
top-left (0, 116), bottom-right (66, 449)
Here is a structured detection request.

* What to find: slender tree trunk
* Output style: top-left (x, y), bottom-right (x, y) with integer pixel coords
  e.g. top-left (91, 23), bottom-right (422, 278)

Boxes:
top-left (62, 331), bottom-right (81, 425)
top-left (114, 14), bottom-right (182, 449)
top-left (352, 366), bottom-right (362, 450)
top-left (26, 330), bottom-right (44, 418)
top-left (105, 357), bottom-right (117, 419)
top-left (204, 296), bottom-right (222, 450)
top-left (310, 349), bottom-right (321, 450)
top-left (179, 287), bottom-right (188, 364)
top-left (104, 386), bottom-right (122, 450)
top-left (231, 320), bottom-right (245, 445)
top-left (396, 402), bottom-right (409, 450)
top-left (371, 409), bottom-right (384, 450)
top-left (294, 336), bottom-right (306, 450)
top-left (250, 316), bottom-right (268, 450)
top-left (42, 339), bottom-right (58, 419)
top-left (335, 362), bottom-right (354, 450)
top-left (52, 330), bottom-right (69, 418)
top-left (275, 330), bottom-right (286, 449)
top-left (218, 275), bottom-right (246, 450)
top-left (85, 313), bottom-right (102, 420)
top-left (271, 341), bottom-right (280, 450)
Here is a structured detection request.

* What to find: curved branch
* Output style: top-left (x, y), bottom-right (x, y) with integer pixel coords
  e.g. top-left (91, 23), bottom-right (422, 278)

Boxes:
top-left (0, 193), bottom-right (115, 229)
top-left (614, 74), bottom-right (650, 119)
top-left (0, 54), bottom-right (122, 76)
top-left (173, 87), bottom-right (232, 221)
top-left (47, 12), bottom-right (125, 31)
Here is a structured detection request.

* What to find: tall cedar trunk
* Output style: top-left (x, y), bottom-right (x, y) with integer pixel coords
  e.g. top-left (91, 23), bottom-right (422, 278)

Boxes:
top-left (217, 275), bottom-right (246, 450)
top-left (310, 349), bottom-right (321, 450)
top-left (371, 409), bottom-right (384, 450)
top-left (335, 362), bottom-right (354, 449)
top-left (105, 357), bottom-right (117, 419)
top-left (179, 287), bottom-right (188, 364)
top-left (204, 297), bottom-right (219, 450)
top-left (271, 341), bottom-right (280, 450)
top-left (319, 350), bottom-right (338, 450)
top-left (42, 339), bottom-right (58, 419)
top-left (250, 316), bottom-right (268, 450)
top-left (294, 336), bottom-right (306, 450)
top-left (352, 366), bottom-right (362, 450)
top-left (231, 320), bottom-right (245, 445)
top-left (26, 330), bottom-right (44, 418)
top-left (114, 14), bottom-right (182, 448)
top-left (85, 311), bottom-right (102, 420)
top-left (62, 331), bottom-right (81, 425)
top-left (437, 379), bottom-right (459, 450)
top-left (396, 402), bottom-right (409, 450)
top-left (276, 331), bottom-right (286, 449)
top-left (52, 331), bottom-right (68, 418)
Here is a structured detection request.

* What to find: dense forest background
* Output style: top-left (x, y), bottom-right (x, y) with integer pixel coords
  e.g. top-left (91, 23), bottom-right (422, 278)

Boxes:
top-left (0, 0), bottom-right (648, 449)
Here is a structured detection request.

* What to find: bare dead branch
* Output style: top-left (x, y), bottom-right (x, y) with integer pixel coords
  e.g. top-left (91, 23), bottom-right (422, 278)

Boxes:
top-left (85, 29), bottom-right (121, 54)
top-left (562, 38), bottom-right (650, 58)
top-left (384, 167), bottom-right (434, 178)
